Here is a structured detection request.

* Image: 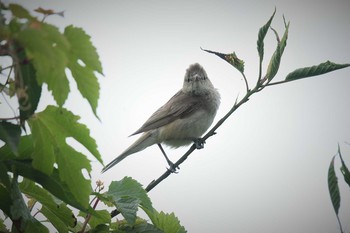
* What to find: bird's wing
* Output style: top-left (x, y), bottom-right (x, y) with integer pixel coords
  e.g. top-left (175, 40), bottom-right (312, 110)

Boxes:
top-left (131, 90), bottom-right (204, 135)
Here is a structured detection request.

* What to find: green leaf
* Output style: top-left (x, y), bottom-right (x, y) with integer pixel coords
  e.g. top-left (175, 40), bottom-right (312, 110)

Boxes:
top-left (201, 48), bottom-right (245, 73)
top-left (25, 223), bottom-right (49, 233)
top-left (265, 21), bottom-right (289, 81)
top-left (68, 60), bottom-right (101, 119)
top-left (0, 121), bottom-right (21, 155)
top-left (12, 42), bottom-right (42, 123)
top-left (257, 8), bottom-right (276, 62)
top-left (10, 178), bottom-right (49, 233)
top-left (56, 145), bottom-right (92, 207)
top-left (125, 222), bottom-right (164, 233)
top-left (117, 196), bottom-right (140, 225)
top-left (28, 105), bottom-right (101, 207)
top-left (145, 209), bottom-right (186, 233)
top-left (27, 113), bottom-right (56, 175)
top-left (28, 105), bottom-right (102, 171)
top-left (279, 16), bottom-right (289, 55)
top-left (19, 179), bottom-right (77, 232)
top-left (0, 184), bottom-right (11, 217)
top-left (102, 177), bottom-right (153, 225)
top-left (285, 61), bottom-right (350, 82)
top-left (15, 22), bottom-right (70, 106)
top-left (10, 178), bottom-right (30, 222)
top-left (111, 218), bottom-right (163, 233)
top-left (41, 206), bottom-right (69, 233)
top-left (9, 4), bottom-right (34, 20)
top-left (0, 135), bottom-right (33, 161)
top-left (0, 135), bottom-right (98, 214)
top-left (3, 160), bottom-right (89, 213)
top-left (89, 224), bottom-right (110, 233)
top-left (328, 155), bottom-right (340, 215)
top-left (107, 177), bottom-right (153, 211)
top-left (0, 162), bottom-right (11, 189)
top-left (64, 26), bottom-right (102, 74)
top-left (65, 26), bottom-right (102, 118)
top-left (88, 210), bottom-right (111, 229)
top-left (338, 145), bottom-right (350, 189)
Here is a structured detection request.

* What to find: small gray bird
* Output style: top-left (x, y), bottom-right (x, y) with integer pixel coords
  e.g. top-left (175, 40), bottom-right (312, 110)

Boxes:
top-left (102, 63), bottom-right (220, 173)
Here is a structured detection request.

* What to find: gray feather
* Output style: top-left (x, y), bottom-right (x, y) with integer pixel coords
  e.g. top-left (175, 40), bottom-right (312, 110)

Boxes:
top-left (131, 91), bottom-right (204, 135)
top-left (102, 131), bottom-right (155, 173)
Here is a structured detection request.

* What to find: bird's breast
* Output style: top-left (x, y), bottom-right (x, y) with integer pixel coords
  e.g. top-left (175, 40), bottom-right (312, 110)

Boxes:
top-left (159, 108), bottom-right (217, 148)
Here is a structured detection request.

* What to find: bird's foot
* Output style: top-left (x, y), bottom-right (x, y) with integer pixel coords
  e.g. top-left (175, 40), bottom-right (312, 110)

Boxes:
top-left (193, 138), bottom-right (205, 149)
top-left (166, 161), bottom-right (179, 174)
top-left (158, 143), bottom-right (179, 173)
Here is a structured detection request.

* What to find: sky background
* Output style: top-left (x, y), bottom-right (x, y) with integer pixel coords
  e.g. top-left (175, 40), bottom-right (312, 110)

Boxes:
top-left (2, 0), bottom-right (350, 232)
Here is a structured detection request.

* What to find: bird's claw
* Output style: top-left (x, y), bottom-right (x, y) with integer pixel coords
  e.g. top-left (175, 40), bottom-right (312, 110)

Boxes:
top-left (166, 161), bottom-right (179, 174)
top-left (193, 138), bottom-right (205, 149)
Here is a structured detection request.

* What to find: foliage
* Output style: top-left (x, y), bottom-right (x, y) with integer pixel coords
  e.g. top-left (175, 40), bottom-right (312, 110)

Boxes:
top-left (0, 3), bottom-right (349, 233)
top-left (0, 4), bottom-right (185, 233)
top-left (327, 145), bottom-right (350, 233)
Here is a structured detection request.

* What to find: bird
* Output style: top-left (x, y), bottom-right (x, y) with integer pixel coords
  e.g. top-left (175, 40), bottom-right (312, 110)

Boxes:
top-left (102, 63), bottom-right (220, 173)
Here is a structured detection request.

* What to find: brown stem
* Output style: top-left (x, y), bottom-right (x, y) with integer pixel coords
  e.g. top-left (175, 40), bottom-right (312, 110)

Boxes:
top-left (79, 198), bottom-right (100, 233)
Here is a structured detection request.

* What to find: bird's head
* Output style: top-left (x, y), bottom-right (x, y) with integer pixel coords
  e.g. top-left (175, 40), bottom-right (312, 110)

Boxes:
top-left (182, 63), bottom-right (214, 95)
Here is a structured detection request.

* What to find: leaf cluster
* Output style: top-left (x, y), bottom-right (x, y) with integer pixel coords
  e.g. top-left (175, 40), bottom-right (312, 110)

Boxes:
top-left (0, 4), bottom-right (186, 233)
top-left (95, 177), bottom-right (186, 233)
top-left (0, 3), bottom-right (102, 232)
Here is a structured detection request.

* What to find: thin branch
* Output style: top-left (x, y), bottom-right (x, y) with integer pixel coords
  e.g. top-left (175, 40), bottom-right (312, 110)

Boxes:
top-left (265, 79), bottom-right (291, 87)
top-left (142, 73), bottom-right (299, 194)
top-left (146, 144), bottom-right (197, 192)
top-left (0, 64), bottom-right (15, 73)
top-left (336, 213), bottom-right (344, 233)
top-left (0, 92), bottom-right (19, 121)
top-left (240, 71), bottom-right (250, 93)
top-left (0, 64), bottom-right (13, 94)
top-left (258, 61), bottom-right (262, 82)
top-left (33, 208), bottom-right (41, 218)
top-left (110, 63), bottom-right (296, 218)
top-left (110, 144), bottom-right (198, 218)
top-left (0, 116), bottom-right (20, 120)
top-left (110, 64), bottom-right (317, 219)
top-left (110, 72), bottom-right (264, 218)
top-left (80, 198), bottom-right (100, 233)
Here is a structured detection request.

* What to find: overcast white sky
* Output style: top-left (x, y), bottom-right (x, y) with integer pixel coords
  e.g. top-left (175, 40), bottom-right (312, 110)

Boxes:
top-left (2, 0), bottom-right (350, 232)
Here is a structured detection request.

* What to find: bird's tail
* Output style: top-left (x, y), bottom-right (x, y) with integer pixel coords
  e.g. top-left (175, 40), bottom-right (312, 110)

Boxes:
top-left (102, 131), bottom-right (156, 173)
